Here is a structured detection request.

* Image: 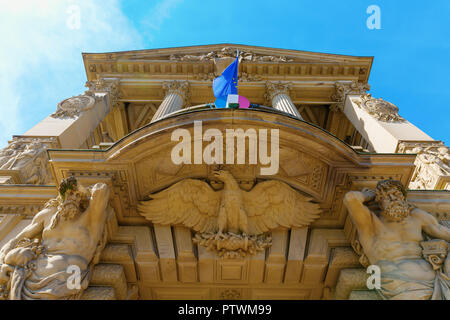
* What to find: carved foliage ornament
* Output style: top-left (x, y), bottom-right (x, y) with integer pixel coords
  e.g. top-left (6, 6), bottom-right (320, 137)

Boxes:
top-left (162, 80), bottom-right (190, 103)
top-left (354, 94), bottom-right (405, 123)
top-left (139, 170), bottom-right (321, 258)
top-left (84, 79), bottom-right (122, 108)
top-left (331, 81), bottom-right (370, 112)
top-left (265, 81), bottom-right (291, 102)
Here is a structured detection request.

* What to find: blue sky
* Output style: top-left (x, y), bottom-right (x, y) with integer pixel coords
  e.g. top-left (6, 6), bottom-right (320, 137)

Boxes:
top-left (0, 0), bottom-right (449, 148)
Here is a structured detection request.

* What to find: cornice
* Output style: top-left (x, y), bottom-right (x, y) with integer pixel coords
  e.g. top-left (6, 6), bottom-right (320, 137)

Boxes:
top-left (82, 44), bottom-right (373, 83)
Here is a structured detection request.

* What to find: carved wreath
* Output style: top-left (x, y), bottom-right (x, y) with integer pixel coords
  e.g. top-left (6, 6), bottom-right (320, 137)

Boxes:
top-left (356, 94), bottom-right (405, 123)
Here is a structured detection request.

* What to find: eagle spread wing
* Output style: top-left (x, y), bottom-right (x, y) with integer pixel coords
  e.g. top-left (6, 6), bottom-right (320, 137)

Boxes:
top-left (243, 180), bottom-right (321, 235)
top-left (138, 179), bottom-right (221, 233)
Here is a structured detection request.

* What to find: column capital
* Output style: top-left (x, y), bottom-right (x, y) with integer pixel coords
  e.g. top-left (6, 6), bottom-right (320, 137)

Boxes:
top-left (85, 78), bottom-right (122, 108)
top-left (331, 81), bottom-right (370, 111)
top-left (265, 81), bottom-right (291, 102)
top-left (163, 80), bottom-right (190, 104)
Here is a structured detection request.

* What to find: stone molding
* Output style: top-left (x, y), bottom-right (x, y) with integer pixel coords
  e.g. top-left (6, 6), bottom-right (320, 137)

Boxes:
top-left (192, 73), bottom-right (215, 81)
top-left (239, 72), bottom-right (263, 82)
top-left (192, 72), bottom-right (263, 82)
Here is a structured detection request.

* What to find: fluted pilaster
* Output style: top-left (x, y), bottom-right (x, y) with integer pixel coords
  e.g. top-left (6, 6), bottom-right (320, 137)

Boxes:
top-left (265, 81), bottom-right (302, 119)
top-left (151, 81), bottom-right (190, 122)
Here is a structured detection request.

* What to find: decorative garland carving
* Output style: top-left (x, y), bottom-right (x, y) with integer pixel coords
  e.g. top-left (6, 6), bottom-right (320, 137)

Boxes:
top-left (193, 232), bottom-right (271, 258)
top-left (169, 46), bottom-right (295, 63)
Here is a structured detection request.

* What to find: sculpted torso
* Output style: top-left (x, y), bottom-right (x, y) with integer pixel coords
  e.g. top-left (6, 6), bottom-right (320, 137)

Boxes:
top-left (361, 209), bottom-right (436, 281)
top-left (367, 210), bottom-right (425, 261)
top-left (39, 207), bottom-right (102, 262)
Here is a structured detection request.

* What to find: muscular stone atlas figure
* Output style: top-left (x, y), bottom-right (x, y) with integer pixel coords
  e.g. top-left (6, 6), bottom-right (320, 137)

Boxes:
top-left (344, 180), bottom-right (450, 300)
top-left (0, 177), bottom-right (110, 300)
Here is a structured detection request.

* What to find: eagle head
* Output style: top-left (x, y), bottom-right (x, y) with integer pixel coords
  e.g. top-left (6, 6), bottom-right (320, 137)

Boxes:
top-left (212, 170), bottom-right (235, 183)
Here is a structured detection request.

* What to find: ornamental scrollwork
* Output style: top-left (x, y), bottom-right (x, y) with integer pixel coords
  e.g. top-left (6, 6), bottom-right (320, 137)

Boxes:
top-left (354, 94), bottom-right (405, 123)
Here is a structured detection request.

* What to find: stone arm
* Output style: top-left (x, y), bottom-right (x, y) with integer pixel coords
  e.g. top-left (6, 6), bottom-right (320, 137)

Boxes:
top-left (87, 183), bottom-right (110, 226)
top-left (0, 208), bottom-right (50, 263)
top-left (413, 208), bottom-right (450, 242)
top-left (343, 190), bottom-right (378, 240)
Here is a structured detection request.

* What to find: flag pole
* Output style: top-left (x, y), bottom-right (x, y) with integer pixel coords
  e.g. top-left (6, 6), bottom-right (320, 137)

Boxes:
top-left (236, 48), bottom-right (239, 87)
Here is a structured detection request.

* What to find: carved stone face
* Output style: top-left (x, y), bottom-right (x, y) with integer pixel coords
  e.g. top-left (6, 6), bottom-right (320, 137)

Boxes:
top-left (61, 189), bottom-right (83, 217)
top-left (375, 182), bottom-right (410, 222)
top-left (53, 187), bottom-right (89, 228)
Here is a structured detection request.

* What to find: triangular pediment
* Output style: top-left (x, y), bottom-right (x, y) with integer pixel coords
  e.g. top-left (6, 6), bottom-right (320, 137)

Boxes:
top-left (82, 43), bottom-right (373, 82)
top-left (84, 43), bottom-right (371, 64)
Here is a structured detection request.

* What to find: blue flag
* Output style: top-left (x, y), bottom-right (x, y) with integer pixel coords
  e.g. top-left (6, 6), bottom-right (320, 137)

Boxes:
top-left (212, 52), bottom-right (239, 98)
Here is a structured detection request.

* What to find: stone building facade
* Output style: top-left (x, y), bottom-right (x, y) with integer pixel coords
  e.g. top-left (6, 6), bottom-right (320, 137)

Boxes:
top-left (0, 44), bottom-right (448, 300)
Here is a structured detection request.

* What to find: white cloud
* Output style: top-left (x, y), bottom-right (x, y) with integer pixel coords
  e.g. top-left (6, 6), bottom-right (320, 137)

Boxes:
top-left (0, 0), bottom-right (144, 148)
top-left (143, 0), bottom-right (183, 31)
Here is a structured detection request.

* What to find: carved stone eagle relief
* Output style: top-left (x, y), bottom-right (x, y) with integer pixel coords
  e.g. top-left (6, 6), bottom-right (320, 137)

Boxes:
top-left (138, 170), bottom-right (322, 258)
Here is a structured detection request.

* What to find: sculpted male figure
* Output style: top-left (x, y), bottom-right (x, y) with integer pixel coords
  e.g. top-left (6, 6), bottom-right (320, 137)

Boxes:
top-left (0, 177), bottom-right (110, 299)
top-left (344, 180), bottom-right (450, 300)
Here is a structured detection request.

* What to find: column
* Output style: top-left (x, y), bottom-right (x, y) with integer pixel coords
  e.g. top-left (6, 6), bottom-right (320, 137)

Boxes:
top-left (151, 80), bottom-right (190, 122)
top-left (265, 81), bottom-right (303, 119)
